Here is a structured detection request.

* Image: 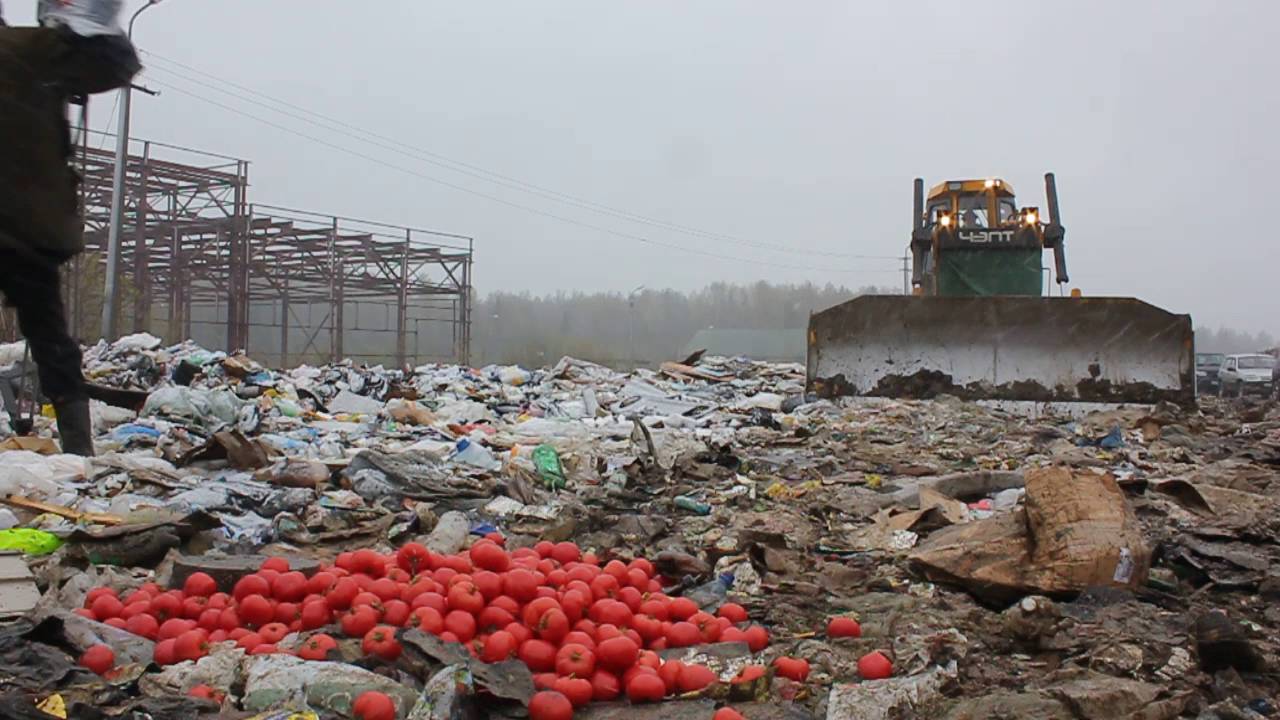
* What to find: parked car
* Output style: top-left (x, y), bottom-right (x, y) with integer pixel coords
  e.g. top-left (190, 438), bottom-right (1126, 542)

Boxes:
top-left (1217, 354), bottom-right (1277, 397)
top-left (1195, 353), bottom-right (1224, 395)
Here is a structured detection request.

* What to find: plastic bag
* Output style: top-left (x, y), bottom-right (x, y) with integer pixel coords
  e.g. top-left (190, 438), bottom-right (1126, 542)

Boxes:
top-left (0, 528), bottom-right (64, 555)
top-left (38, 0), bottom-right (124, 37)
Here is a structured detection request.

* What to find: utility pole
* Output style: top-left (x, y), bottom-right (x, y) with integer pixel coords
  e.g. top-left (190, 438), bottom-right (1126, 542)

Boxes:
top-left (102, 0), bottom-right (165, 340)
top-left (902, 254), bottom-right (909, 295)
top-left (627, 285), bottom-right (645, 368)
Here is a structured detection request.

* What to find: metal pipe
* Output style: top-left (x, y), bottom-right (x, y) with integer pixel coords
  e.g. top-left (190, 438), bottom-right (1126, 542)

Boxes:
top-left (1044, 172), bottom-right (1061, 225)
top-left (102, 0), bottom-right (163, 340)
top-left (912, 178), bottom-right (924, 231)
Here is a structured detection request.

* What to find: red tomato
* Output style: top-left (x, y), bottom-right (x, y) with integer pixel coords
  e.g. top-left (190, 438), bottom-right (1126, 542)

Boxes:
top-left (666, 621), bottom-right (701, 648)
top-left (477, 605), bottom-right (514, 633)
top-left (446, 583), bottom-right (485, 615)
top-left (589, 574), bottom-right (619, 600)
top-left (717, 603), bottom-right (748, 623)
top-left (553, 676), bottom-right (593, 708)
top-left (197, 608), bottom-right (222, 631)
top-left (83, 587), bottom-right (116, 609)
top-left (411, 592), bottom-right (446, 614)
top-left (691, 611), bottom-right (722, 643)
top-left (300, 600), bottom-right (331, 630)
top-left (600, 600), bottom-right (634, 627)
top-left (636, 649), bottom-right (661, 670)
top-left (625, 568), bottom-right (649, 591)
top-left (469, 540), bottom-right (511, 572)
top-left (325, 577), bottom-right (360, 612)
top-left (335, 552), bottom-right (358, 573)
top-left (362, 625), bottom-right (402, 661)
top-left (521, 597), bottom-right (560, 628)
top-left (504, 622), bottom-right (532, 645)
top-left (275, 602), bottom-right (301, 625)
top-left (638, 599), bottom-right (668, 621)
top-left (827, 617), bottom-right (862, 638)
top-left (305, 571), bottom-right (337, 597)
top-left (626, 671), bottom-right (666, 703)
top-left (572, 619), bottom-right (597, 636)
top-left (260, 557), bottom-right (290, 573)
top-left (382, 600), bottom-right (410, 627)
top-left (658, 660), bottom-right (684, 694)
top-left (271, 572), bottom-right (308, 603)
top-left (181, 596), bottom-right (208, 620)
top-left (174, 628), bottom-right (211, 662)
top-left (631, 614), bottom-right (663, 643)
top-left (535, 608), bottom-right (570, 644)
top-left (369, 578), bottom-right (400, 603)
top-left (232, 574), bottom-right (270, 603)
top-left (533, 541), bottom-right (555, 558)
top-left (714, 708), bottom-right (746, 720)
top-left (208, 629), bottom-right (228, 644)
top-left (720, 626), bottom-right (747, 645)
top-left (125, 613), bottom-right (159, 640)
top-left (228, 628), bottom-right (250, 641)
top-left (352, 592), bottom-right (384, 615)
top-left (554, 643), bottom-right (596, 678)
top-left (617, 586), bottom-right (643, 612)
top-left (341, 606), bottom-right (380, 638)
top-left (396, 542), bottom-right (432, 575)
top-left (518, 638), bottom-right (557, 672)
top-left (502, 569), bottom-right (538, 603)
top-left (183, 572), bottom-right (218, 598)
top-left (678, 663), bottom-right (717, 692)
top-left (79, 644), bottom-right (114, 675)
top-left (533, 672), bottom-right (558, 690)
top-left (120, 602), bottom-right (150, 621)
top-left (353, 690), bottom-right (397, 720)
top-left (158, 618), bottom-right (196, 641)
top-left (668, 597), bottom-right (698, 621)
top-left (257, 622), bottom-right (288, 644)
top-left (153, 638), bottom-right (177, 666)
top-left (90, 595), bottom-right (124, 621)
top-left (550, 542), bottom-right (581, 565)
top-left (566, 565), bottom-right (597, 585)
top-left (732, 665), bottom-right (765, 684)
top-left (217, 608), bottom-right (241, 632)
top-left (603, 560), bottom-right (627, 581)
top-left (103, 618), bottom-right (128, 630)
top-left (407, 606), bottom-right (444, 634)
top-left (239, 595), bottom-right (274, 628)
top-left (441, 554), bottom-right (472, 574)
top-left (743, 625), bottom-right (770, 652)
top-left (588, 668), bottom-right (620, 700)
top-left (469, 570), bottom-right (502, 602)
top-left (596, 636), bottom-right (639, 672)
top-left (480, 629), bottom-right (517, 663)
top-left (297, 633), bottom-right (338, 661)
top-left (235, 632), bottom-right (263, 651)
top-left (773, 656), bottom-right (811, 682)
top-left (528, 690), bottom-right (574, 720)
top-left (249, 643), bottom-right (279, 655)
top-left (857, 651), bottom-right (893, 680)
top-left (443, 610), bottom-right (476, 642)
top-left (562, 630), bottom-right (595, 651)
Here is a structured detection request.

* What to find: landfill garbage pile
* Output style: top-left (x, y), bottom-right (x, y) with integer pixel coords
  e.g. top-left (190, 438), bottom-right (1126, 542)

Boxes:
top-left (0, 334), bottom-right (1278, 719)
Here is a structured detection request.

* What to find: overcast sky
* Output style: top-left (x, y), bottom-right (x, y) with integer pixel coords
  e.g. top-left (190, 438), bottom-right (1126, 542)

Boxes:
top-left (11, 1), bottom-right (1279, 335)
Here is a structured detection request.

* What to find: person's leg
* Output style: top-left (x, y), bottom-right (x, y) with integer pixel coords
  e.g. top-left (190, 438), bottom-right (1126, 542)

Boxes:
top-left (0, 250), bottom-right (92, 455)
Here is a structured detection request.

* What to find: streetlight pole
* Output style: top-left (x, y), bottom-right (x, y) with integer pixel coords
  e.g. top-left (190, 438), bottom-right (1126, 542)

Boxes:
top-left (102, 0), bottom-right (163, 340)
top-left (627, 285), bottom-right (644, 368)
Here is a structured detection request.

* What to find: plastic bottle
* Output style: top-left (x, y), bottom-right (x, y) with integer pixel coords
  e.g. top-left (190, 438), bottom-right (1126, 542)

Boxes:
top-left (452, 438), bottom-right (500, 471)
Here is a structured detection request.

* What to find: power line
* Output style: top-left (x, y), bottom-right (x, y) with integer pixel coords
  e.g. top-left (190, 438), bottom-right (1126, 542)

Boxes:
top-left (140, 50), bottom-right (900, 262)
top-left (143, 76), bottom-right (898, 276)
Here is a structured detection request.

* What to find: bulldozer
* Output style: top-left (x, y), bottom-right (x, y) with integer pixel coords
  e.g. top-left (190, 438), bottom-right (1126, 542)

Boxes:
top-left (807, 174), bottom-right (1195, 405)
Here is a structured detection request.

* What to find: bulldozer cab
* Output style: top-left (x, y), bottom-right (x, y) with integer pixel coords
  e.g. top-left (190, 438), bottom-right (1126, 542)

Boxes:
top-left (911, 176), bottom-right (1066, 298)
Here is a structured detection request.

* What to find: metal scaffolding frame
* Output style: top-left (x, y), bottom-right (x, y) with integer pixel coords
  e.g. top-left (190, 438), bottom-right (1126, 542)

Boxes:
top-left (52, 132), bottom-right (474, 366)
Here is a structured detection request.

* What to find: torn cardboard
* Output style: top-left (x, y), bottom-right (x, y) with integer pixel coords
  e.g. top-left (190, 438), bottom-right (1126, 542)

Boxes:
top-left (909, 467), bottom-right (1150, 601)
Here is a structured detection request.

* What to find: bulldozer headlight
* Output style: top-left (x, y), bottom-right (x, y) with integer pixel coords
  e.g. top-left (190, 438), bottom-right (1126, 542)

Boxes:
top-left (938, 213), bottom-right (953, 228)
top-left (1023, 211), bottom-right (1038, 225)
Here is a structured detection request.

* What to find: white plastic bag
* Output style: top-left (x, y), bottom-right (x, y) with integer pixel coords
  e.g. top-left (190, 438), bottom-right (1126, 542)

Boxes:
top-left (38, 0), bottom-right (125, 37)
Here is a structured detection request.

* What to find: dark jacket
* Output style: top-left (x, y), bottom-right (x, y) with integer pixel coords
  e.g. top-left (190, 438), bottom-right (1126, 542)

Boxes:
top-left (0, 25), bottom-right (138, 261)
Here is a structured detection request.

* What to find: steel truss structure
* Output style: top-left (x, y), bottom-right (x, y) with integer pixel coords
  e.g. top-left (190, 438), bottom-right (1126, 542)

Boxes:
top-left (12, 132), bottom-right (475, 366)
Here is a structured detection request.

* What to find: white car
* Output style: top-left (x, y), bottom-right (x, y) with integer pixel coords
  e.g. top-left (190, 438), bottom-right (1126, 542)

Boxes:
top-left (1217, 354), bottom-right (1276, 397)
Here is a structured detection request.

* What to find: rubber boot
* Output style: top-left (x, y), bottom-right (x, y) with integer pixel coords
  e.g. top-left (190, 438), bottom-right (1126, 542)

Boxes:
top-left (54, 397), bottom-right (94, 457)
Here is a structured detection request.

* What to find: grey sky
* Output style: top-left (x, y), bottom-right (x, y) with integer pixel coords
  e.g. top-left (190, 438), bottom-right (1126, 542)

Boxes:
top-left (11, 1), bottom-right (1279, 335)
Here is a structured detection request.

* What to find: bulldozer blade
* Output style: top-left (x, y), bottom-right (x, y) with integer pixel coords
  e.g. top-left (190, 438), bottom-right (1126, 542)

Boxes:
top-left (807, 296), bottom-right (1194, 405)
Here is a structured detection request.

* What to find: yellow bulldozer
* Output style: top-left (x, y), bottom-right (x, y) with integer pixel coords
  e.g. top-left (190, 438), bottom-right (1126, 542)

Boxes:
top-left (807, 173), bottom-right (1195, 405)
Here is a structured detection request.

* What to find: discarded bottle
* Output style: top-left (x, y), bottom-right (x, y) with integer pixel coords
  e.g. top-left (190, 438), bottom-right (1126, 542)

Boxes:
top-left (452, 439), bottom-right (500, 471)
top-left (532, 444), bottom-right (567, 490)
top-left (684, 573), bottom-right (733, 609)
top-left (674, 495), bottom-right (712, 515)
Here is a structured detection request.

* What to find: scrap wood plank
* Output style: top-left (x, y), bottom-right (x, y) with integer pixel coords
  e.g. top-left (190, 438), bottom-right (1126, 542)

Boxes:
top-left (660, 362), bottom-right (733, 383)
top-left (3, 495), bottom-right (124, 525)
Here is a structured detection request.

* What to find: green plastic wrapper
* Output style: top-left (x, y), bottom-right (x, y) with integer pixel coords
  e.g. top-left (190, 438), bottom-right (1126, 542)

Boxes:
top-left (532, 444), bottom-right (567, 490)
top-left (0, 528), bottom-right (63, 555)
